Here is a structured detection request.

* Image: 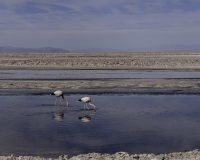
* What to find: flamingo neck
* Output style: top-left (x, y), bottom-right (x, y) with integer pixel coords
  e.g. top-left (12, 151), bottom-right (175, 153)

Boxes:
top-left (62, 95), bottom-right (68, 106)
top-left (89, 103), bottom-right (96, 110)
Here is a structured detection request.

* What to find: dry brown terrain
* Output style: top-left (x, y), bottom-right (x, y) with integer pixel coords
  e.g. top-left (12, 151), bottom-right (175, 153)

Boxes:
top-left (1, 52), bottom-right (200, 69)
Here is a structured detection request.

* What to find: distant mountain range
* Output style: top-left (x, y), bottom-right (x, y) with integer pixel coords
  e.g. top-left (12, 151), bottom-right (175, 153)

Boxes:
top-left (1, 44), bottom-right (200, 53)
top-left (0, 46), bottom-right (70, 53)
top-left (71, 48), bottom-right (118, 52)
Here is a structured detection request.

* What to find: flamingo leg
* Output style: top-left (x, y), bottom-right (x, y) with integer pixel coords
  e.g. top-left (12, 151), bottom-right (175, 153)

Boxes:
top-left (89, 103), bottom-right (96, 110)
top-left (60, 97), bottom-right (63, 105)
top-left (66, 100), bottom-right (68, 106)
top-left (86, 103), bottom-right (90, 110)
top-left (55, 97), bottom-right (58, 105)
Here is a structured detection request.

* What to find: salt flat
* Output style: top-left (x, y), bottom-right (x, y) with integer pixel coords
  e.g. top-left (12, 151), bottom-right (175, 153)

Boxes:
top-left (1, 52), bottom-right (200, 69)
top-left (0, 52), bottom-right (200, 92)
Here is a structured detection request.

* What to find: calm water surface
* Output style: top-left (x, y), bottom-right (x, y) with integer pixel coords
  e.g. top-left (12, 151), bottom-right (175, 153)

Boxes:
top-left (1, 94), bottom-right (200, 157)
top-left (1, 70), bottom-right (200, 79)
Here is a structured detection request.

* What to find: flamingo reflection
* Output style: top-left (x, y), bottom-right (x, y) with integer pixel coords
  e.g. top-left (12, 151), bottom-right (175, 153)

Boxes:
top-left (78, 109), bottom-right (96, 123)
top-left (52, 105), bottom-right (68, 121)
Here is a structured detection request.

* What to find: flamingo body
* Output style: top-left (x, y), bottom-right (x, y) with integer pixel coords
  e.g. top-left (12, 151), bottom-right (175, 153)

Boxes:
top-left (78, 97), bottom-right (96, 110)
top-left (51, 90), bottom-right (63, 97)
top-left (78, 97), bottom-right (91, 103)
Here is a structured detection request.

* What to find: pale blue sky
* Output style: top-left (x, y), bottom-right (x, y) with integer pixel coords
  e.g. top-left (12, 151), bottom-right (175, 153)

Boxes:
top-left (1, 0), bottom-right (200, 50)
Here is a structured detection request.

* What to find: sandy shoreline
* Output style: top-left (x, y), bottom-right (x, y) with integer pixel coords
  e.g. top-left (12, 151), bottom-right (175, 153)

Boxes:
top-left (0, 79), bottom-right (200, 95)
top-left (1, 52), bottom-right (200, 159)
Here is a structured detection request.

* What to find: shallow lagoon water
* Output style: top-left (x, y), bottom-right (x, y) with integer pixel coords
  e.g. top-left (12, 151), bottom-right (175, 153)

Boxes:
top-left (1, 70), bottom-right (200, 79)
top-left (1, 94), bottom-right (200, 157)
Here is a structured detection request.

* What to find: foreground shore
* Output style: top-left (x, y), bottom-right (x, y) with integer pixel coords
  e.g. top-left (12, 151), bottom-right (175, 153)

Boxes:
top-left (1, 150), bottom-right (200, 160)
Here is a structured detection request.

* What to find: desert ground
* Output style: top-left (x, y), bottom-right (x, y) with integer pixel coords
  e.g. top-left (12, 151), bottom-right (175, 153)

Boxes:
top-left (1, 52), bottom-right (200, 159)
top-left (1, 52), bottom-right (200, 70)
top-left (1, 52), bottom-right (200, 92)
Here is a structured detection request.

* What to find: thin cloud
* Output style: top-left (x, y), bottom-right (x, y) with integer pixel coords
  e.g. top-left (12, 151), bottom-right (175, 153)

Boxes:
top-left (14, 2), bottom-right (49, 15)
top-left (1, 0), bottom-right (200, 49)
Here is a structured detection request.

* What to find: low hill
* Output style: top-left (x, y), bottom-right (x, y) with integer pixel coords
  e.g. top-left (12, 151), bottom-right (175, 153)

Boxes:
top-left (0, 46), bottom-right (70, 53)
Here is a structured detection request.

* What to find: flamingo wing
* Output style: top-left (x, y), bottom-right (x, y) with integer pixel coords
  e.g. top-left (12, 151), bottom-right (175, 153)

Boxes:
top-left (81, 97), bottom-right (91, 103)
top-left (54, 90), bottom-right (63, 97)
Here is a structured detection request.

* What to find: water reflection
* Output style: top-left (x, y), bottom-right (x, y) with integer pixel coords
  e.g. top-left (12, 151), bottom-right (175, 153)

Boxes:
top-left (78, 110), bottom-right (96, 123)
top-left (52, 106), bottom-right (68, 121)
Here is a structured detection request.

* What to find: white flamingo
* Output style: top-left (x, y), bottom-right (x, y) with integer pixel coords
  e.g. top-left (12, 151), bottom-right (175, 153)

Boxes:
top-left (50, 90), bottom-right (68, 106)
top-left (78, 97), bottom-right (96, 110)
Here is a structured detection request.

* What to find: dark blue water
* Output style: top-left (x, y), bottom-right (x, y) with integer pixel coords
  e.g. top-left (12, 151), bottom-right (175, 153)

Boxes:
top-left (1, 70), bottom-right (200, 79)
top-left (1, 94), bottom-right (200, 157)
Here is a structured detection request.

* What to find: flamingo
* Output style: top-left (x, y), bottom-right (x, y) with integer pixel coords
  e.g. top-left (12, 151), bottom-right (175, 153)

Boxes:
top-left (78, 97), bottom-right (96, 110)
top-left (50, 90), bottom-right (68, 106)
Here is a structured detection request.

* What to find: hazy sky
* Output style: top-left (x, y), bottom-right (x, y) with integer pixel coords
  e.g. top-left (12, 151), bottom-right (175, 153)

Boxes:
top-left (1, 0), bottom-right (200, 50)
